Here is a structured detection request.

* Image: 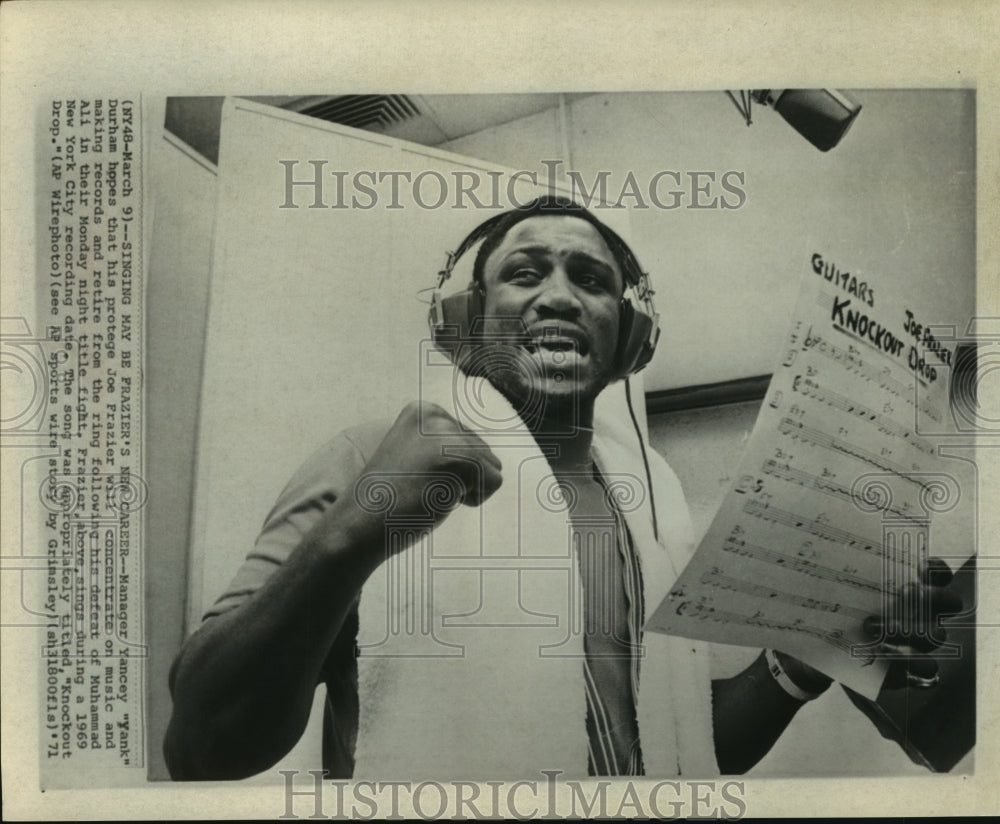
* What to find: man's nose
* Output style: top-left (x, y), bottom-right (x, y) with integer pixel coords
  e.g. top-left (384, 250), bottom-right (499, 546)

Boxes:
top-left (536, 268), bottom-right (582, 317)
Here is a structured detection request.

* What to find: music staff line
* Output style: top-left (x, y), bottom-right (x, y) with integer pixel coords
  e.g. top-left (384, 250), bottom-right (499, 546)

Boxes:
top-left (801, 324), bottom-right (909, 394)
top-left (778, 417), bottom-right (930, 493)
top-left (722, 533), bottom-right (888, 596)
top-left (742, 498), bottom-right (884, 557)
top-left (797, 326), bottom-right (943, 424)
top-left (672, 587), bottom-right (854, 654)
top-left (761, 459), bottom-right (923, 525)
top-left (791, 375), bottom-right (935, 455)
top-left (700, 565), bottom-right (869, 620)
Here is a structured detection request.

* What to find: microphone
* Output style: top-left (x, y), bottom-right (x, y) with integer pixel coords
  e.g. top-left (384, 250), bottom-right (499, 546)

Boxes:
top-left (750, 89), bottom-right (863, 152)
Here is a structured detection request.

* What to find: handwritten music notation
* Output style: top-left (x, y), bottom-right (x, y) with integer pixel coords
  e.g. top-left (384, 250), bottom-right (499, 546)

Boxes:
top-left (721, 534), bottom-right (886, 596)
top-left (699, 565), bottom-right (870, 619)
top-left (646, 273), bottom-right (954, 697)
top-left (777, 417), bottom-right (931, 491)
top-left (760, 459), bottom-right (923, 525)
top-left (670, 591), bottom-right (854, 654)
top-left (799, 326), bottom-right (943, 424)
top-left (791, 374), bottom-right (935, 454)
top-left (742, 498), bottom-right (883, 557)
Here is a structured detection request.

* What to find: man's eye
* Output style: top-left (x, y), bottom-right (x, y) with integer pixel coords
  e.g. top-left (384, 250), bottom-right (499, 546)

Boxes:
top-left (578, 273), bottom-right (606, 290)
top-left (510, 268), bottom-right (541, 282)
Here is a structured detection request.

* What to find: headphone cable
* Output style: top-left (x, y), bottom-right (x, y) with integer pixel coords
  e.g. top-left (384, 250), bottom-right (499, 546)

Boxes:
top-left (625, 378), bottom-right (659, 541)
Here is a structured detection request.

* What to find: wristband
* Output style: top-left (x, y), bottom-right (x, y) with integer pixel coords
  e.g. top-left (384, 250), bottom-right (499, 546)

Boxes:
top-left (765, 649), bottom-right (827, 702)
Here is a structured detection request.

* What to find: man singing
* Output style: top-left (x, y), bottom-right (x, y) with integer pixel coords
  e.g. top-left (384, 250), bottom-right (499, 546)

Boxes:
top-left (165, 196), bottom-right (958, 780)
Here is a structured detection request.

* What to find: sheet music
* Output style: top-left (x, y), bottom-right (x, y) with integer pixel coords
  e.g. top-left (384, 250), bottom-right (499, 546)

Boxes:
top-left (647, 256), bottom-right (959, 699)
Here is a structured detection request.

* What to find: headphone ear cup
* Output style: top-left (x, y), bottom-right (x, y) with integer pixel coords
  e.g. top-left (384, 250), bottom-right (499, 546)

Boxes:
top-left (431, 285), bottom-right (485, 353)
top-left (616, 299), bottom-right (657, 378)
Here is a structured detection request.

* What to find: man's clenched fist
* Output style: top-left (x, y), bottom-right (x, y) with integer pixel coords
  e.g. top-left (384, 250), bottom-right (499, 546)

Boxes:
top-left (346, 402), bottom-right (503, 551)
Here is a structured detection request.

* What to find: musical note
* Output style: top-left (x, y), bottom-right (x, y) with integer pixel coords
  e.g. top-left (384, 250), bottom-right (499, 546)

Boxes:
top-left (699, 566), bottom-right (865, 617)
top-left (777, 417), bottom-right (933, 490)
top-left (798, 327), bottom-right (943, 423)
top-left (760, 458), bottom-right (924, 524)
top-left (742, 499), bottom-right (883, 556)
top-left (721, 535), bottom-right (887, 595)
top-left (671, 594), bottom-right (855, 654)
top-left (790, 375), bottom-right (935, 453)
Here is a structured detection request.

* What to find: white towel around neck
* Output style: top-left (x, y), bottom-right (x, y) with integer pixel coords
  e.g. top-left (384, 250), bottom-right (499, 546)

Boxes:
top-left (353, 367), bottom-right (717, 779)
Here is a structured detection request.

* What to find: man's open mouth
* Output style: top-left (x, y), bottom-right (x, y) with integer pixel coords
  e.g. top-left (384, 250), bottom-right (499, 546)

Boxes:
top-left (523, 328), bottom-right (590, 356)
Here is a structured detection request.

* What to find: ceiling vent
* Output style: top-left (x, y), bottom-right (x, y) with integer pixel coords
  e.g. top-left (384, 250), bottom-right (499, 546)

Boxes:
top-left (297, 94), bottom-right (421, 132)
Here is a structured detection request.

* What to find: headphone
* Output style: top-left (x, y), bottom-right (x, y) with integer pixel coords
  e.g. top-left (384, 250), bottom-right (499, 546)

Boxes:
top-left (428, 207), bottom-right (661, 380)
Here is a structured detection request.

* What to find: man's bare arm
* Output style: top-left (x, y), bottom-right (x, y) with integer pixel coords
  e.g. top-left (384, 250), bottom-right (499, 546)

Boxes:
top-left (711, 650), bottom-right (831, 774)
top-left (164, 402), bottom-right (503, 780)
top-left (164, 498), bottom-right (382, 780)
